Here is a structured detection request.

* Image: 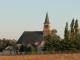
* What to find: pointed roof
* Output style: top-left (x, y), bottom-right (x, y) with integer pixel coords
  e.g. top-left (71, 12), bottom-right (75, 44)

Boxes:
top-left (16, 31), bottom-right (48, 44)
top-left (16, 31), bottom-right (43, 44)
top-left (44, 12), bottom-right (50, 24)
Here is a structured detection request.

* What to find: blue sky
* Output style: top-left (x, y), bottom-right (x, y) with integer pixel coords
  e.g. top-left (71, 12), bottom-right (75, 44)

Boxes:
top-left (0, 0), bottom-right (80, 40)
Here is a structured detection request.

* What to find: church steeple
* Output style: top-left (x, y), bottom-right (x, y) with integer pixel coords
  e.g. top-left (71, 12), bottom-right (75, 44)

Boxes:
top-left (44, 12), bottom-right (50, 24)
top-left (43, 12), bottom-right (50, 37)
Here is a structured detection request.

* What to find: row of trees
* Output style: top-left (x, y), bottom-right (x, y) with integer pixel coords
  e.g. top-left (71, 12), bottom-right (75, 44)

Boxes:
top-left (43, 19), bottom-right (80, 51)
top-left (0, 38), bottom-right (16, 52)
top-left (64, 19), bottom-right (79, 40)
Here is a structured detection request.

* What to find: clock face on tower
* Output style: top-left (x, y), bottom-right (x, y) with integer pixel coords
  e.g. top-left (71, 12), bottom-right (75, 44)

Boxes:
top-left (44, 25), bottom-right (48, 28)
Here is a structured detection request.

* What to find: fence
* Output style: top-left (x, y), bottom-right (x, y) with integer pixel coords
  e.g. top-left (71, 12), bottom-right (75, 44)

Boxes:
top-left (1, 50), bottom-right (80, 55)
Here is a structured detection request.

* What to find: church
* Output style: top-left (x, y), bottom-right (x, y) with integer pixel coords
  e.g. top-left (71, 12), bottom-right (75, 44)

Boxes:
top-left (16, 12), bottom-right (51, 50)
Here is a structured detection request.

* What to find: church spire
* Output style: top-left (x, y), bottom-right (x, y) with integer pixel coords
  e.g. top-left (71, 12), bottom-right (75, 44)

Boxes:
top-left (43, 12), bottom-right (50, 37)
top-left (44, 12), bottom-right (50, 24)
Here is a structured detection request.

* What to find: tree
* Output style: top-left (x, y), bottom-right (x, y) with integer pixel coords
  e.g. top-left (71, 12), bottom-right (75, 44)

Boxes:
top-left (27, 46), bottom-right (32, 52)
top-left (51, 29), bottom-right (57, 36)
top-left (60, 39), bottom-right (77, 51)
top-left (74, 33), bottom-right (80, 50)
top-left (70, 19), bottom-right (75, 35)
top-left (43, 35), bottom-right (52, 51)
top-left (43, 29), bottom-right (61, 51)
top-left (62, 19), bottom-right (80, 51)
top-left (0, 39), bottom-right (16, 52)
top-left (74, 20), bottom-right (79, 34)
top-left (19, 44), bottom-right (25, 52)
top-left (64, 22), bottom-right (69, 40)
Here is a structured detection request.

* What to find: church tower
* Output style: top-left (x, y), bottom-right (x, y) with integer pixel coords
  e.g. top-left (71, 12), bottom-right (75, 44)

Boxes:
top-left (43, 12), bottom-right (50, 36)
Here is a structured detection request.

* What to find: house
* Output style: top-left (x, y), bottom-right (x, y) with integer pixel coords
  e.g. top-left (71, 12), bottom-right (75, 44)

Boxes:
top-left (16, 12), bottom-right (51, 52)
top-left (37, 40), bottom-right (45, 53)
top-left (2, 46), bottom-right (16, 55)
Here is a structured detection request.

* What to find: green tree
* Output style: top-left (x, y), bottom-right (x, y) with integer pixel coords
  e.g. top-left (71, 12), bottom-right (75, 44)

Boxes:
top-left (43, 35), bottom-right (52, 51)
top-left (51, 29), bottom-right (57, 36)
top-left (19, 44), bottom-right (27, 52)
top-left (74, 34), bottom-right (80, 50)
top-left (60, 39), bottom-right (76, 51)
top-left (64, 22), bottom-right (69, 40)
top-left (70, 19), bottom-right (75, 35)
top-left (74, 20), bottom-right (79, 34)
top-left (43, 29), bottom-right (61, 51)
top-left (62, 19), bottom-right (80, 51)
top-left (27, 46), bottom-right (32, 52)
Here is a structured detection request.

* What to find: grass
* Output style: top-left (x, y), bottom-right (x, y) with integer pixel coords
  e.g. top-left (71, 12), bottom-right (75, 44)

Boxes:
top-left (0, 54), bottom-right (80, 60)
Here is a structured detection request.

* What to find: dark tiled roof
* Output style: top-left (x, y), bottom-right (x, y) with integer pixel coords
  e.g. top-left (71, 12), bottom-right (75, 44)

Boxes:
top-left (44, 12), bottom-right (50, 24)
top-left (16, 33), bottom-right (23, 44)
top-left (16, 31), bottom-right (43, 44)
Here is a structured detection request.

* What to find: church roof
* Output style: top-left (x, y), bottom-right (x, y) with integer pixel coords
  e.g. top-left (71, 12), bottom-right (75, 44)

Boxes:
top-left (16, 31), bottom-right (43, 44)
top-left (44, 12), bottom-right (50, 24)
top-left (16, 12), bottom-right (50, 45)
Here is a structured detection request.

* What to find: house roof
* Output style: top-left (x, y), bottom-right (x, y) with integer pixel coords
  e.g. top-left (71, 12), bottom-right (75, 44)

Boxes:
top-left (5, 46), bottom-right (16, 50)
top-left (16, 31), bottom-right (43, 44)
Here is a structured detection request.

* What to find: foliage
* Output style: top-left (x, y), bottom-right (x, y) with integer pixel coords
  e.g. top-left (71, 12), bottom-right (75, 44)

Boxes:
top-left (19, 44), bottom-right (32, 52)
top-left (64, 22), bottom-right (69, 40)
top-left (32, 47), bottom-right (37, 53)
top-left (74, 20), bottom-right (79, 34)
top-left (63, 19), bottom-right (80, 51)
top-left (0, 38), bottom-right (16, 52)
top-left (43, 29), bottom-right (61, 51)
top-left (74, 34), bottom-right (80, 50)
top-left (19, 44), bottom-right (26, 52)
top-left (60, 39), bottom-right (76, 51)
top-left (70, 19), bottom-right (75, 35)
